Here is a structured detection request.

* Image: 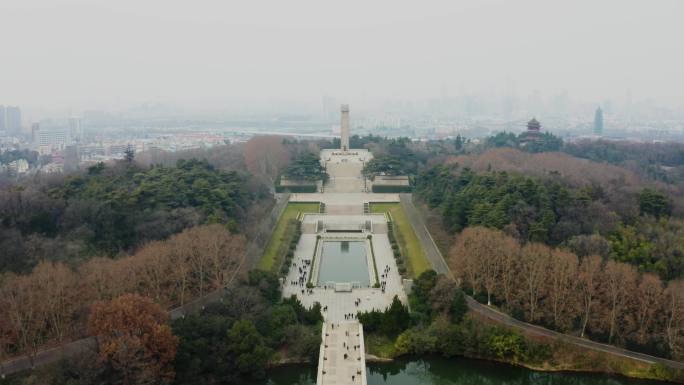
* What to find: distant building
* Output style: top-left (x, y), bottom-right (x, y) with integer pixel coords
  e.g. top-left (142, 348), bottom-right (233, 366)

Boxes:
top-left (520, 117), bottom-right (542, 145)
top-left (37, 128), bottom-right (72, 155)
top-left (526, 117), bottom-right (541, 134)
top-left (6, 159), bottom-right (29, 176)
top-left (68, 117), bottom-right (83, 143)
top-left (5, 106), bottom-right (21, 134)
top-left (63, 145), bottom-right (80, 172)
top-left (594, 107), bottom-right (604, 136)
top-left (0, 106), bottom-right (5, 132)
top-left (31, 123), bottom-right (40, 143)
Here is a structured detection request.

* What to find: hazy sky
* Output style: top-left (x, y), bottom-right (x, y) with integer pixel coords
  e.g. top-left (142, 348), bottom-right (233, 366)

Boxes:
top-left (1, 0), bottom-right (683, 115)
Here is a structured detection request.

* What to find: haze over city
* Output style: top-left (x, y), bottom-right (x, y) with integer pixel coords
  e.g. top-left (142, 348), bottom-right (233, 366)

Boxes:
top-left (3, 2), bottom-right (684, 385)
top-left (1, 0), bottom-right (683, 117)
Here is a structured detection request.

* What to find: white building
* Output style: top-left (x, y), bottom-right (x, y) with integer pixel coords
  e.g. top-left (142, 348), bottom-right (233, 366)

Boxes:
top-left (37, 128), bottom-right (72, 155)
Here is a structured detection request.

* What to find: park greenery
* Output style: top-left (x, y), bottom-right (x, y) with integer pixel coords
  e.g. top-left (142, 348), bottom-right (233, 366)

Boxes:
top-left (370, 203), bottom-right (430, 277)
top-left (362, 154), bottom-right (416, 179)
top-left (484, 131), bottom-right (564, 153)
top-left (282, 152), bottom-right (327, 182)
top-left (360, 270), bottom-right (550, 365)
top-left (257, 202), bottom-right (319, 273)
top-left (3, 271), bottom-right (324, 385)
top-left (414, 163), bottom-right (684, 281)
top-left (563, 139), bottom-right (684, 183)
top-left (447, 226), bottom-right (684, 362)
top-left (171, 271), bottom-right (323, 384)
top-left (0, 158), bottom-right (258, 273)
top-left (4, 136), bottom-right (684, 383)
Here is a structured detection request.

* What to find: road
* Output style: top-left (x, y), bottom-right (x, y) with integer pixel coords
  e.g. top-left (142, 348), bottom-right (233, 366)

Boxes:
top-left (400, 193), bottom-right (684, 371)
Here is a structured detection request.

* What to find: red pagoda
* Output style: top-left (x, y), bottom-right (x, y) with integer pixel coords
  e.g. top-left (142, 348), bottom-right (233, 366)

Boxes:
top-left (520, 117), bottom-right (541, 144)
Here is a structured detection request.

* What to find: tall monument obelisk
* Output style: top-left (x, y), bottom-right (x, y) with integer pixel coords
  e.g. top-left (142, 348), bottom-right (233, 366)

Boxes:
top-left (340, 104), bottom-right (350, 152)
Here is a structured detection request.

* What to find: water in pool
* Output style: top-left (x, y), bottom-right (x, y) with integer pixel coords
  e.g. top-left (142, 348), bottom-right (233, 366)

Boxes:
top-left (317, 241), bottom-right (370, 287)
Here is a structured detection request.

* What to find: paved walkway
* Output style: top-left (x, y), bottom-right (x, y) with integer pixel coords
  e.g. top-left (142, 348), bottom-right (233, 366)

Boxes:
top-left (316, 322), bottom-right (366, 385)
top-left (290, 193), bottom-right (399, 205)
top-left (282, 233), bottom-right (407, 323)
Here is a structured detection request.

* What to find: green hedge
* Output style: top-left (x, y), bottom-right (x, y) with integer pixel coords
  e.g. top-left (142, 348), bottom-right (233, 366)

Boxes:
top-left (372, 185), bottom-right (412, 193)
top-left (275, 184), bottom-right (318, 193)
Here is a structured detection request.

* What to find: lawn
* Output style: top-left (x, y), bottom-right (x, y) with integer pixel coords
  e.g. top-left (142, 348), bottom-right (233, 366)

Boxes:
top-left (370, 203), bottom-right (430, 277)
top-left (257, 202), bottom-right (320, 272)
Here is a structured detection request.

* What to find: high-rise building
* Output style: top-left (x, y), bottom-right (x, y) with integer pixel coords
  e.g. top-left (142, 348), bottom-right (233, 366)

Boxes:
top-left (68, 117), bottom-right (83, 143)
top-left (5, 106), bottom-right (22, 133)
top-left (31, 123), bottom-right (40, 143)
top-left (37, 128), bottom-right (71, 155)
top-left (340, 104), bottom-right (350, 151)
top-left (594, 107), bottom-right (604, 136)
top-left (0, 106), bottom-right (5, 132)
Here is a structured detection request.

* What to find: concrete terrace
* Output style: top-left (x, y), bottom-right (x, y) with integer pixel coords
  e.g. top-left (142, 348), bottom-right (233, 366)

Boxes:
top-left (282, 232), bottom-right (407, 321)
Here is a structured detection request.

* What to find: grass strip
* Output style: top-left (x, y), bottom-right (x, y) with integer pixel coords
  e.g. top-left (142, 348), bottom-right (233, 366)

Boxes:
top-left (370, 203), bottom-right (430, 277)
top-left (258, 202), bottom-right (320, 272)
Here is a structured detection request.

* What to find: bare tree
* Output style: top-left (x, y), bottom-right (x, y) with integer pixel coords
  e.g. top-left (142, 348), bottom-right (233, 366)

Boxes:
top-left (135, 241), bottom-right (174, 305)
top-left (519, 243), bottom-right (551, 322)
top-left (243, 136), bottom-right (290, 185)
top-left (1, 274), bottom-right (46, 366)
top-left (32, 262), bottom-right (78, 343)
top-left (578, 255), bottom-right (603, 338)
top-left (447, 227), bottom-right (483, 295)
top-left (631, 273), bottom-right (664, 345)
top-left (664, 280), bottom-right (684, 360)
top-left (601, 261), bottom-right (637, 344)
top-left (498, 241), bottom-right (520, 312)
top-left (545, 249), bottom-right (578, 331)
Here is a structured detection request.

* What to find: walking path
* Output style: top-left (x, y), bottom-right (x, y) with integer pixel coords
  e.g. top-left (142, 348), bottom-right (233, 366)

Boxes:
top-left (400, 193), bottom-right (684, 371)
top-left (282, 233), bottom-right (407, 322)
top-left (316, 322), bottom-right (367, 385)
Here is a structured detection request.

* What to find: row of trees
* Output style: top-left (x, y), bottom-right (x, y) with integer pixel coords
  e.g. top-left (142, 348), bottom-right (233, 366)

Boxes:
top-left (0, 224), bottom-right (245, 361)
top-left (449, 226), bottom-right (684, 360)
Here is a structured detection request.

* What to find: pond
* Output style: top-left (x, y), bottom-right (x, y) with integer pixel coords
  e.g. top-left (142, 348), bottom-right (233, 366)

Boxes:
top-left (317, 240), bottom-right (370, 287)
top-left (257, 356), bottom-right (670, 385)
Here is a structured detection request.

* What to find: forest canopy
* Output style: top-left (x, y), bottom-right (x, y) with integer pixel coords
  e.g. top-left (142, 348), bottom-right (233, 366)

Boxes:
top-left (0, 158), bottom-right (258, 273)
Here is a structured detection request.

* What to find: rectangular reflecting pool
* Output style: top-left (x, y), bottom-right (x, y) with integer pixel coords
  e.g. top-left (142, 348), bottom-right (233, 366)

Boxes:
top-left (317, 241), bottom-right (370, 287)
